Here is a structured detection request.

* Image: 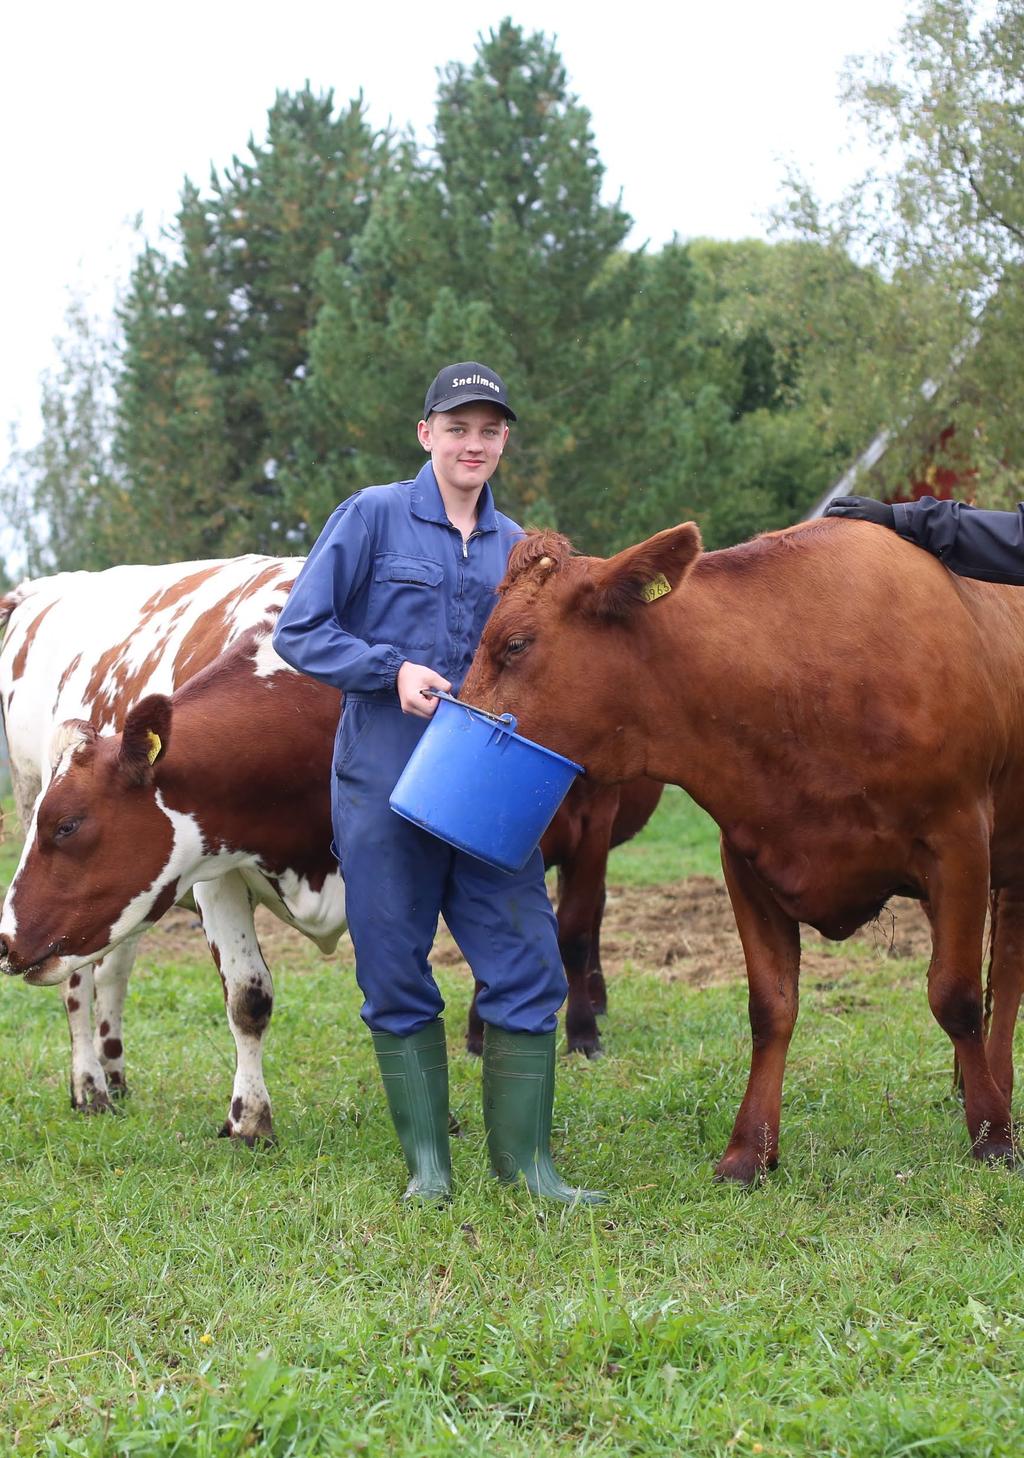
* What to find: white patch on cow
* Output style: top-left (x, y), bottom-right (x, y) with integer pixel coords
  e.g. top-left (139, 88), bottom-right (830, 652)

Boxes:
top-left (1, 555), bottom-right (305, 750)
top-left (48, 720), bottom-right (93, 774)
top-left (251, 631), bottom-right (295, 681)
top-left (224, 560), bottom-right (303, 640)
top-left (105, 792), bottom-right (249, 951)
top-left (243, 866), bottom-right (347, 953)
top-left (194, 873), bottom-right (274, 1139)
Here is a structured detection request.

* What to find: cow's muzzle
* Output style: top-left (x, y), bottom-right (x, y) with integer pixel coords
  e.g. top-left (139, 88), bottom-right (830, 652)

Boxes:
top-left (0, 934), bottom-right (67, 985)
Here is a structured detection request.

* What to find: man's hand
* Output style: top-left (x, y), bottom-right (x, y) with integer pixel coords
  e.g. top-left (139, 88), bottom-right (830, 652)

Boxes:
top-left (824, 495), bottom-right (896, 529)
top-left (396, 661), bottom-right (452, 718)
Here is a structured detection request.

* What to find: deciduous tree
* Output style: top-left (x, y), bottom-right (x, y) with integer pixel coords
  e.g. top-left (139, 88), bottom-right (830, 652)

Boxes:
top-left (781, 0), bottom-right (1024, 503)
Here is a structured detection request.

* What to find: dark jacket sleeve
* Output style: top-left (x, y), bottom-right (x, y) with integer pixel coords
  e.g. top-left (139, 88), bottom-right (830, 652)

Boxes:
top-left (892, 496), bottom-right (1024, 585)
top-left (272, 498), bottom-right (406, 692)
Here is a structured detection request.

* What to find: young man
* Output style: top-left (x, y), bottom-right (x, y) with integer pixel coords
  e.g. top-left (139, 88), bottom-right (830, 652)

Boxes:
top-left (824, 493), bottom-right (1024, 584)
top-left (272, 361), bottom-right (603, 1205)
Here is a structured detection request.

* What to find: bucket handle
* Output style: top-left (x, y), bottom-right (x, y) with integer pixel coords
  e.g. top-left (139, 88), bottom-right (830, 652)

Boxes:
top-left (425, 687), bottom-right (518, 735)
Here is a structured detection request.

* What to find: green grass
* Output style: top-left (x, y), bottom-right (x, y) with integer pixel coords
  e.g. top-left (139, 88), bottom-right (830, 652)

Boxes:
top-left (607, 786), bottom-right (721, 884)
top-left (2, 794), bottom-right (1024, 1455)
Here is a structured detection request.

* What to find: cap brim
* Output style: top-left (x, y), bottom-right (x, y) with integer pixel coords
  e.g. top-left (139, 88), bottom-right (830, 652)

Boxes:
top-left (429, 390), bottom-right (516, 422)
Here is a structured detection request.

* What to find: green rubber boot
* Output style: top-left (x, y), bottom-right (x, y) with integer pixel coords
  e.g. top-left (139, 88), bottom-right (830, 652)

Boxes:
top-left (482, 1026), bottom-right (606, 1205)
top-left (372, 1020), bottom-right (452, 1202)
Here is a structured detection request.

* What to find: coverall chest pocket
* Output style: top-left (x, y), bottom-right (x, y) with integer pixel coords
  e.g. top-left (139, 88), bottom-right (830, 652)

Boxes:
top-left (367, 554), bottom-right (445, 653)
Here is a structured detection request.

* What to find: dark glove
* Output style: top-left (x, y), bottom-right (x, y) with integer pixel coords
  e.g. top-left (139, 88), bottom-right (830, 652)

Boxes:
top-left (824, 495), bottom-right (896, 529)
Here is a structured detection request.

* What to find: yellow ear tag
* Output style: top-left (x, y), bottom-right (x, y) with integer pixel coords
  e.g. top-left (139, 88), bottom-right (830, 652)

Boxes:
top-left (146, 731), bottom-right (162, 765)
top-left (640, 573), bottom-right (671, 603)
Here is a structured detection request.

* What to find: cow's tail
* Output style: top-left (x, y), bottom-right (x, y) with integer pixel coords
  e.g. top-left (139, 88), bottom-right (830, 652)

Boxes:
top-left (952, 890), bottom-right (997, 1098)
top-left (984, 887), bottom-right (997, 1040)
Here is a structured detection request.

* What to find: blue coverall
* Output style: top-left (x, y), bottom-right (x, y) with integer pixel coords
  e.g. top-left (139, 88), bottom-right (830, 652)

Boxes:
top-left (893, 496), bottom-right (1024, 584)
top-left (272, 461), bottom-right (567, 1038)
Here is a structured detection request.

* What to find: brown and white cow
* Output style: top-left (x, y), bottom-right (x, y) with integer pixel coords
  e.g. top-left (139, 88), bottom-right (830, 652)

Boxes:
top-left (1, 623), bottom-right (344, 1140)
top-left (461, 521), bottom-right (1024, 1181)
top-left (0, 560), bottom-right (661, 1126)
top-left (0, 557), bottom-right (344, 1139)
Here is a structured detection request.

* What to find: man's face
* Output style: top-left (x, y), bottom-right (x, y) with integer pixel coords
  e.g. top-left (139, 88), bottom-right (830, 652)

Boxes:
top-left (417, 402), bottom-right (509, 499)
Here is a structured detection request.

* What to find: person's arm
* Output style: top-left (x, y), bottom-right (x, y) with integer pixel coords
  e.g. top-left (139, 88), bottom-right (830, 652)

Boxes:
top-left (272, 499), bottom-right (406, 693)
top-left (893, 497), bottom-right (1024, 584)
top-left (825, 494), bottom-right (1024, 585)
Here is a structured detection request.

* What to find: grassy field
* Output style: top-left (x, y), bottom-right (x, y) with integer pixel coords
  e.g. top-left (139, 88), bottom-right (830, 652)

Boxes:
top-left (1, 791), bottom-right (1024, 1455)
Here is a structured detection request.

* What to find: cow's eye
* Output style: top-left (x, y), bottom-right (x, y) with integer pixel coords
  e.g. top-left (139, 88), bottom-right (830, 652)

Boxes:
top-left (54, 817), bottom-right (82, 842)
top-left (506, 637), bottom-right (530, 657)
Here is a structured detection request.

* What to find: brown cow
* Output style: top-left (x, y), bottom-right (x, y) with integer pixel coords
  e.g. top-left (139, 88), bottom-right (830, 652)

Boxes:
top-left (460, 520), bottom-right (1024, 1181)
top-left (466, 777), bottom-right (664, 1056)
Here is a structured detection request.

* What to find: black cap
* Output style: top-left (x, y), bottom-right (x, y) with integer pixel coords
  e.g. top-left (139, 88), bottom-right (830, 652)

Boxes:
top-left (423, 361), bottom-right (517, 421)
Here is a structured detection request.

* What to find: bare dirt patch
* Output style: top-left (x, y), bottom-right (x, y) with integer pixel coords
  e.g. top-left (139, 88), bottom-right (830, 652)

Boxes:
top-left (144, 877), bottom-right (936, 985)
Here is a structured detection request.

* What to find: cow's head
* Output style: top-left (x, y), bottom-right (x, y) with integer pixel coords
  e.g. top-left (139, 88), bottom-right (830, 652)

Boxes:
top-left (461, 523), bottom-right (702, 781)
top-left (0, 694), bottom-right (191, 985)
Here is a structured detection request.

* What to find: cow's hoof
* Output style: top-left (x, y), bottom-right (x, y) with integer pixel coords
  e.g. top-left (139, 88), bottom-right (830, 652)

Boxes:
top-left (465, 1034), bottom-right (483, 1057)
top-left (106, 1074), bottom-right (130, 1101)
top-left (567, 1038), bottom-right (603, 1060)
top-left (70, 1078), bottom-right (114, 1115)
top-left (971, 1138), bottom-right (1016, 1167)
top-left (448, 1111), bottom-right (464, 1138)
top-left (218, 1099), bottom-right (275, 1145)
top-left (218, 1120), bottom-right (276, 1148)
top-left (565, 1026), bottom-right (602, 1058)
top-left (713, 1150), bottom-right (777, 1186)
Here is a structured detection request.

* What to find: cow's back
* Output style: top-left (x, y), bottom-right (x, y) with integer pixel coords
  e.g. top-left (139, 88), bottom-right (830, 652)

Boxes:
top-left (696, 521), bottom-right (1024, 767)
top-left (0, 555), bottom-right (302, 823)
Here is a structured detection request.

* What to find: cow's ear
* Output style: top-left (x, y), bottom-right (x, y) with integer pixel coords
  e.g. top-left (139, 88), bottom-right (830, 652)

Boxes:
top-left (49, 719), bottom-right (98, 773)
top-left (582, 522), bottom-right (702, 622)
top-left (119, 695), bottom-right (173, 786)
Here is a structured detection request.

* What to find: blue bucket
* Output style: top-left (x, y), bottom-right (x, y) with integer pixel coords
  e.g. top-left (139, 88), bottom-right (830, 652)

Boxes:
top-left (389, 691), bottom-right (584, 874)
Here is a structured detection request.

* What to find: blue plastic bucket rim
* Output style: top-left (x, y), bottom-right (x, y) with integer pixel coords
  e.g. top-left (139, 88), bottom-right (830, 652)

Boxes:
top-left (427, 689), bottom-right (584, 776)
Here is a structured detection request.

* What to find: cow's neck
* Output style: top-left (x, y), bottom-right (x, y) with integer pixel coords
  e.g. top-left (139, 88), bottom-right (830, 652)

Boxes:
top-left (153, 671), bottom-right (334, 877)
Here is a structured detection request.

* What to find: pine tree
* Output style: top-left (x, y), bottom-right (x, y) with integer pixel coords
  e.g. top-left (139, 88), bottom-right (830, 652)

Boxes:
top-left (116, 88), bottom-right (393, 560)
top-left (305, 20), bottom-right (639, 543)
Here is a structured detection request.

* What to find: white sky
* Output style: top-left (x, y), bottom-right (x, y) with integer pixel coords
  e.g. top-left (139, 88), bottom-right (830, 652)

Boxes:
top-left (1, 0), bottom-right (908, 458)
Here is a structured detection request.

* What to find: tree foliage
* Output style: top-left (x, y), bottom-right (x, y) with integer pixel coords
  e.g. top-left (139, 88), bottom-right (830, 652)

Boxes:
top-left (0, 299), bottom-right (126, 577)
top-left (780, 0), bottom-right (1024, 504)
top-left (116, 87), bottom-right (394, 561)
top-left (306, 20), bottom-right (640, 547)
top-left (5, 19), bottom-right (916, 574)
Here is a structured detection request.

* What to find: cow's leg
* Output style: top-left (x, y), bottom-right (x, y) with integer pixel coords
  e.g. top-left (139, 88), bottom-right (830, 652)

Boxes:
top-left (466, 980), bottom-right (485, 1055)
top-left (715, 841), bottom-right (801, 1184)
top-left (92, 934), bottom-right (141, 1099)
top-left (985, 888), bottom-right (1024, 1106)
top-left (587, 887), bottom-right (608, 1016)
top-left (64, 966), bottom-right (113, 1113)
top-left (925, 843), bottom-right (1014, 1162)
top-left (558, 806), bottom-right (619, 1056)
top-left (559, 869), bottom-right (601, 1057)
top-left (193, 873), bottom-right (275, 1145)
